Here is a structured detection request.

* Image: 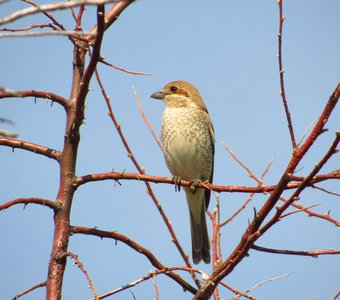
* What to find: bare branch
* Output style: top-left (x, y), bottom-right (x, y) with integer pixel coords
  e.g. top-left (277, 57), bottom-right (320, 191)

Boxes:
top-left (277, 0), bottom-right (297, 149)
top-left (0, 197), bottom-right (59, 211)
top-left (65, 252), bottom-right (98, 300)
top-left (0, 0), bottom-right (121, 26)
top-left (99, 58), bottom-right (152, 76)
top-left (12, 281), bottom-right (47, 300)
top-left (0, 30), bottom-right (95, 38)
top-left (194, 82), bottom-right (340, 299)
top-left (260, 131), bottom-right (340, 234)
top-left (0, 138), bottom-right (61, 161)
top-left (0, 89), bottom-right (69, 109)
top-left (89, 0), bottom-right (134, 35)
top-left (0, 129), bottom-right (18, 138)
top-left (94, 266), bottom-right (205, 300)
top-left (0, 23), bottom-right (58, 31)
top-left (132, 85), bottom-right (163, 151)
top-left (240, 273), bottom-right (292, 297)
top-left (74, 170), bottom-right (340, 194)
top-left (71, 226), bottom-right (197, 294)
top-left (311, 184), bottom-right (340, 197)
top-left (251, 245), bottom-right (340, 257)
top-left (22, 0), bottom-right (67, 31)
top-left (219, 281), bottom-right (256, 300)
top-left (222, 142), bottom-right (262, 185)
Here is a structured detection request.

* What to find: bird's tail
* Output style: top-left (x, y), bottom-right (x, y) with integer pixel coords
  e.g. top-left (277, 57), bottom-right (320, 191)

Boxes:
top-left (186, 189), bottom-right (211, 264)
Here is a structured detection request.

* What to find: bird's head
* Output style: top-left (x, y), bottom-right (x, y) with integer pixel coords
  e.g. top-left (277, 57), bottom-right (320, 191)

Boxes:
top-left (150, 81), bottom-right (208, 112)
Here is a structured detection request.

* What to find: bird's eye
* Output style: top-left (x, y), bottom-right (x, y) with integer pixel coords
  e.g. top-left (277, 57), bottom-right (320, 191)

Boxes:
top-left (170, 86), bottom-right (178, 92)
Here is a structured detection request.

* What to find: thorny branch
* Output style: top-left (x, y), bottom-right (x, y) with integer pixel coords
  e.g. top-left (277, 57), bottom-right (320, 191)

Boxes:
top-left (65, 252), bottom-right (98, 300)
top-left (71, 226), bottom-right (198, 294)
top-left (12, 281), bottom-right (47, 300)
top-left (277, 0), bottom-right (296, 149)
top-left (251, 245), bottom-right (340, 257)
top-left (0, 197), bottom-right (59, 211)
top-left (0, 0), bottom-right (121, 25)
top-left (193, 82), bottom-right (340, 300)
top-left (0, 138), bottom-right (61, 161)
top-left (0, 89), bottom-right (69, 109)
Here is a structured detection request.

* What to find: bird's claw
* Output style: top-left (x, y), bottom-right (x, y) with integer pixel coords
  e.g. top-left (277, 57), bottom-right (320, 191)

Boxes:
top-left (190, 179), bottom-right (201, 194)
top-left (172, 176), bottom-right (181, 192)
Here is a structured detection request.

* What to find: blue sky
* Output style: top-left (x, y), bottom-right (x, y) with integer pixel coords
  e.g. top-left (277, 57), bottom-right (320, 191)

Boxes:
top-left (1, 1), bottom-right (339, 299)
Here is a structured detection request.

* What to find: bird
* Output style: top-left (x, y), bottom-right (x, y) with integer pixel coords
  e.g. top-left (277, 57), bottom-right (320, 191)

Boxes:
top-left (150, 81), bottom-right (215, 264)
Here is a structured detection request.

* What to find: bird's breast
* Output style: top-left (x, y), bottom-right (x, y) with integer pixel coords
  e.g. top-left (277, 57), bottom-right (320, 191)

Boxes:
top-left (161, 107), bottom-right (213, 181)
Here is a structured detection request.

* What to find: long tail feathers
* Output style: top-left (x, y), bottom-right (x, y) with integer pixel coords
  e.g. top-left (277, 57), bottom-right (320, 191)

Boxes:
top-left (186, 189), bottom-right (211, 264)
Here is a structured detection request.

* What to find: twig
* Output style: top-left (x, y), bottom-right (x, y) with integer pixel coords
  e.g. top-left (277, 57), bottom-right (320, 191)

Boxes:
top-left (89, 0), bottom-right (134, 36)
top-left (222, 142), bottom-right (261, 185)
top-left (0, 138), bottom-right (61, 161)
top-left (219, 281), bottom-right (256, 300)
top-left (277, 0), bottom-right (296, 149)
top-left (0, 129), bottom-right (18, 138)
top-left (0, 0), bottom-right (121, 25)
top-left (251, 245), bottom-right (340, 257)
top-left (132, 85), bottom-right (163, 151)
top-left (260, 131), bottom-right (340, 234)
top-left (99, 58), bottom-right (152, 75)
top-left (12, 281), bottom-right (47, 300)
top-left (311, 184), bottom-right (340, 197)
top-left (0, 116), bottom-right (15, 124)
top-left (94, 266), bottom-right (204, 299)
top-left (65, 252), bottom-right (98, 300)
top-left (0, 30), bottom-right (96, 38)
top-left (0, 23), bottom-right (59, 32)
top-left (22, 0), bottom-right (67, 31)
top-left (71, 226), bottom-right (197, 294)
top-left (0, 197), bottom-right (59, 211)
top-left (153, 275), bottom-right (159, 300)
top-left (333, 289), bottom-right (340, 300)
top-left (242, 272), bottom-right (292, 295)
top-left (297, 116), bottom-right (319, 147)
top-left (195, 82), bottom-right (340, 299)
top-left (0, 89), bottom-right (69, 109)
top-left (220, 157), bottom-right (274, 227)
top-left (287, 199), bottom-right (339, 226)
top-left (280, 203), bottom-right (319, 218)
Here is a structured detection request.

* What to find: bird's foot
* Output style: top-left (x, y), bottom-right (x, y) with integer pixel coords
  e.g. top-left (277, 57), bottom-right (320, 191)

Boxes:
top-left (190, 179), bottom-right (201, 194)
top-left (172, 176), bottom-right (181, 192)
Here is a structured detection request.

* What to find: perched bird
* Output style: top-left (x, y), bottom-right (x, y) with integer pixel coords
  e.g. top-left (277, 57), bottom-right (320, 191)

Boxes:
top-left (151, 81), bottom-right (215, 264)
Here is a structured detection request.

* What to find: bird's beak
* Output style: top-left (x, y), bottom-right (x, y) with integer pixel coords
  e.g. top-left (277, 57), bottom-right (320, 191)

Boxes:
top-left (150, 91), bottom-right (165, 100)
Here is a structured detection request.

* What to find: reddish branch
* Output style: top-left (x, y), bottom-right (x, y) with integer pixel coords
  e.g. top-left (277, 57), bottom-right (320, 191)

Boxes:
top-left (0, 89), bottom-right (69, 109)
top-left (22, 0), bottom-right (67, 31)
top-left (0, 0), bottom-right (121, 26)
top-left (71, 226), bottom-right (197, 294)
top-left (89, 0), bottom-right (134, 36)
top-left (99, 58), bottom-right (152, 76)
top-left (251, 245), bottom-right (340, 257)
top-left (0, 197), bottom-right (59, 211)
top-left (74, 170), bottom-right (339, 193)
top-left (0, 138), bottom-right (61, 161)
top-left (259, 131), bottom-right (340, 234)
top-left (277, 0), bottom-right (296, 149)
top-left (12, 281), bottom-right (47, 300)
top-left (46, 5), bottom-right (106, 300)
top-left (65, 252), bottom-right (98, 299)
top-left (0, 23), bottom-right (59, 32)
top-left (194, 83), bottom-right (340, 299)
